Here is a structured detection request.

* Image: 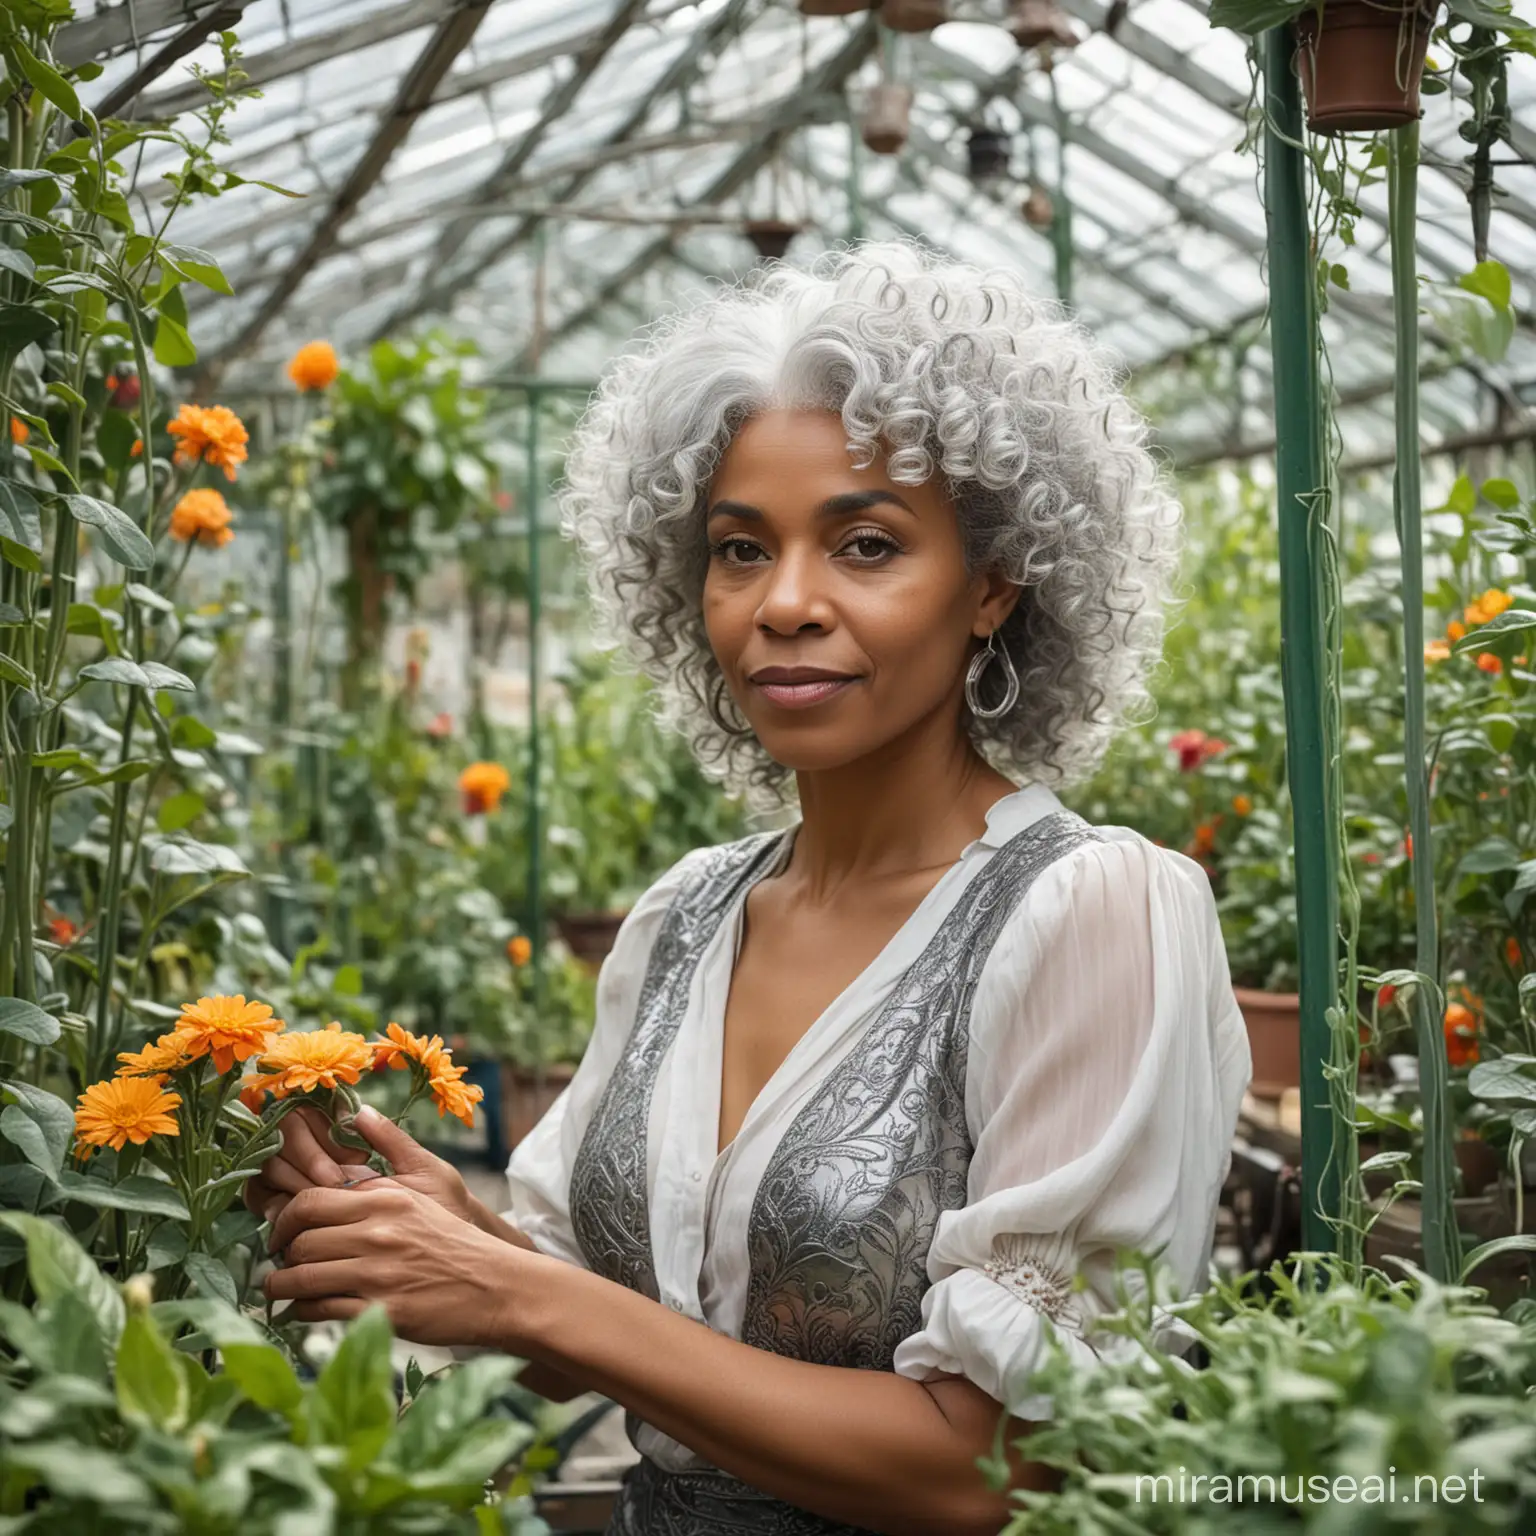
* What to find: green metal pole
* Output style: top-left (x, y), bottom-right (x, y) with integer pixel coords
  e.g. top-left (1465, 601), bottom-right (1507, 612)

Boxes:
top-left (1049, 72), bottom-right (1073, 307)
top-left (1260, 27), bottom-right (1339, 1255)
top-left (525, 386), bottom-right (545, 1027)
top-left (847, 102), bottom-right (866, 243)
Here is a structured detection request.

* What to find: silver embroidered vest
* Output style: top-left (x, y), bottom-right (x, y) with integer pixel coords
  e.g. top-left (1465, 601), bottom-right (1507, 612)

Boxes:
top-left (569, 811), bottom-right (1101, 1535)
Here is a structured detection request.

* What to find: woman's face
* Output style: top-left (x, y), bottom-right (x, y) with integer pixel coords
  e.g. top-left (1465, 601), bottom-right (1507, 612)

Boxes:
top-left (702, 408), bottom-right (1016, 774)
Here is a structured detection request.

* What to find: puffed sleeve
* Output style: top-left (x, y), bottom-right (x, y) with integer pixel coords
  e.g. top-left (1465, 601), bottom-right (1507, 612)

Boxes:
top-left (502, 846), bottom-right (711, 1267)
top-left (890, 827), bottom-right (1251, 1418)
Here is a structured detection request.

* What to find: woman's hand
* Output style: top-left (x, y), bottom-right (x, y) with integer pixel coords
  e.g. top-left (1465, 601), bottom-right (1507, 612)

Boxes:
top-left (243, 1104), bottom-right (480, 1228)
top-left (263, 1180), bottom-right (527, 1349)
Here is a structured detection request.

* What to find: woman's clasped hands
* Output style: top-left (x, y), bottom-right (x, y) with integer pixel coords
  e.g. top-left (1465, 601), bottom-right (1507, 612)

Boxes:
top-left (244, 1103), bottom-right (526, 1350)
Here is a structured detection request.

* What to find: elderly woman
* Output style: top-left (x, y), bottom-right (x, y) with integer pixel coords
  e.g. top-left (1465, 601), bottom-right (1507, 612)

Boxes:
top-left (250, 241), bottom-right (1251, 1535)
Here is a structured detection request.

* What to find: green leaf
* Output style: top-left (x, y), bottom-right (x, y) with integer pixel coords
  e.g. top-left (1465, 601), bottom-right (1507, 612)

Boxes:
top-left (0, 477), bottom-right (43, 551)
top-left (1457, 836), bottom-right (1524, 876)
top-left (1460, 1234), bottom-right (1536, 1284)
top-left (0, 169), bottom-right (56, 198)
top-left (62, 494), bottom-right (153, 570)
top-left (3, 1442), bottom-right (151, 1505)
top-left (0, 246), bottom-right (36, 281)
top-left (125, 581), bottom-right (174, 614)
top-left (149, 1297), bottom-right (265, 1345)
top-left (152, 313), bottom-right (197, 367)
top-left (172, 714), bottom-right (219, 749)
top-left (0, 1213), bottom-right (125, 1344)
top-left (311, 1305), bottom-right (397, 1467)
top-left (0, 301), bottom-right (57, 361)
top-left (0, 997), bottom-right (61, 1045)
top-left (1452, 609), bottom-right (1536, 654)
top-left (14, 39), bottom-right (83, 121)
top-left (1, 535), bottom-right (44, 572)
top-left (79, 655), bottom-right (149, 687)
top-left (156, 789), bottom-right (205, 833)
top-left (97, 409), bottom-right (140, 470)
top-left (1480, 478), bottom-right (1521, 511)
top-left (393, 1356), bottom-right (518, 1470)
top-left (139, 660), bottom-right (195, 692)
top-left (0, 1104), bottom-right (58, 1177)
top-left (54, 1172), bottom-right (190, 1221)
top-left (0, 600), bottom-right (24, 624)
top-left (2, 1082), bottom-right (73, 1173)
top-left (116, 1310), bottom-right (191, 1431)
top-left (222, 1342), bottom-right (304, 1418)
top-left (183, 1250), bottom-right (239, 1307)
top-left (0, 651), bottom-right (36, 687)
top-left (1468, 1056), bottom-right (1536, 1109)
top-left (162, 244), bottom-right (233, 295)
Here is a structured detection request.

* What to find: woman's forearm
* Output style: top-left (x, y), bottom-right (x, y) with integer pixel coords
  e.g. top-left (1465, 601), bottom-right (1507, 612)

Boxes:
top-left (499, 1251), bottom-right (1038, 1536)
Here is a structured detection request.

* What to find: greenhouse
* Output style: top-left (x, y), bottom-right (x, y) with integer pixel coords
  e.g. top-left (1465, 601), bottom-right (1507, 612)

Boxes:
top-left (2, 0), bottom-right (1536, 1530)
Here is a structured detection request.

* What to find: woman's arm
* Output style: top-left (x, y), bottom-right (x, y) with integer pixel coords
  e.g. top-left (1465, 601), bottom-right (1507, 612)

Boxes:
top-left (265, 1182), bottom-right (1045, 1536)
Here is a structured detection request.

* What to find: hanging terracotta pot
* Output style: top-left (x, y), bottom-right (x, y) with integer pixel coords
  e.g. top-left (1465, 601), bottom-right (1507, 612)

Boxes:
top-left (966, 126), bottom-right (1012, 185)
top-left (798, 0), bottom-right (871, 13)
top-left (1021, 184), bottom-right (1054, 229)
top-left (1294, 0), bottom-right (1439, 135)
top-left (743, 218), bottom-right (802, 262)
top-left (1233, 986), bottom-right (1301, 1101)
top-left (1007, 0), bottom-right (1079, 50)
top-left (878, 0), bottom-right (947, 30)
top-left (861, 82), bottom-right (913, 155)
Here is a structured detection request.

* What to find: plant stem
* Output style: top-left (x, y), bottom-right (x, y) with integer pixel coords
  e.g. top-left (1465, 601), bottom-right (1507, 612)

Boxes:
top-left (91, 680), bottom-right (141, 1081)
top-left (1389, 120), bottom-right (1458, 1284)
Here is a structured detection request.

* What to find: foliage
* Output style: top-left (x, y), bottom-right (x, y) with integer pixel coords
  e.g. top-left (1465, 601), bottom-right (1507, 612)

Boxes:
top-left (997, 1255), bottom-right (1536, 1532)
top-left (0, 1215), bottom-right (549, 1533)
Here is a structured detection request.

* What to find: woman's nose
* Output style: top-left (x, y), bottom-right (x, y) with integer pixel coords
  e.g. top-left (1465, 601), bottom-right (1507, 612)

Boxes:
top-left (754, 546), bottom-right (833, 634)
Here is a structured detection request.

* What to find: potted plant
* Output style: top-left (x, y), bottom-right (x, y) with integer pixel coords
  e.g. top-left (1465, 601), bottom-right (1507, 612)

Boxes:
top-left (743, 218), bottom-right (803, 263)
top-left (879, 0), bottom-right (948, 29)
top-left (861, 81), bottom-right (914, 155)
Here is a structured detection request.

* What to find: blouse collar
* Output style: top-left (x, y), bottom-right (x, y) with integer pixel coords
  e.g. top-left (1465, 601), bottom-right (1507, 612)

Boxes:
top-left (974, 780), bottom-right (1067, 850)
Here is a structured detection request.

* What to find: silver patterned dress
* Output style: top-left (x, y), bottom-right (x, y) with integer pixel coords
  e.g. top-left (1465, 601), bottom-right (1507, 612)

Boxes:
top-left (568, 811), bottom-right (1101, 1534)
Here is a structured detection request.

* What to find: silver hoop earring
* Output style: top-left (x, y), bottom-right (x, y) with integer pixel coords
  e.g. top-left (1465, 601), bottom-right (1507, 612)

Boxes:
top-left (965, 631), bottom-right (1020, 720)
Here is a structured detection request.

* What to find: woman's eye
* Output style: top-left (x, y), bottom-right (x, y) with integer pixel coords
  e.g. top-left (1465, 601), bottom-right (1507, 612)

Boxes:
top-left (712, 536), bottom-right (766, 564)
top-left (842, 531), bottom-right (900, 562)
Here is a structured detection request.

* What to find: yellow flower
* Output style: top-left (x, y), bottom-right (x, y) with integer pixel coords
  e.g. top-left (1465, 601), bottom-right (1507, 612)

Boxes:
top-left (256, 1022), bottom-right (374, 1097)
top-left (116, 1032), bottom-right (197, 1082)
top-left (167, 403), bottom-right (249, 481)
top-left (459, 761), bottom-right (511, 815)
top-left (169, 488), bottom-right (234, 548)
top-left (1464, 588), bottom-right (1513, 628)
top-left (75, 1077), bottom-right (181, 1153)
top-left (286, 341), bottom-right (340, 393)
top-left (173, 994), bottom-right (282, 1074)
top-left (371, 1021), bottom-right (447, 1076)
top-left (508, 935), bottom-right (532, 967)
top-left (1424, 638), bottom-right (1451, 663)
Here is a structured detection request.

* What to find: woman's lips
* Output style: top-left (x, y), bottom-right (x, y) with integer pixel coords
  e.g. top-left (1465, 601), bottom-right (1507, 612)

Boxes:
top-left (752, 678), bottom-right (855, 709)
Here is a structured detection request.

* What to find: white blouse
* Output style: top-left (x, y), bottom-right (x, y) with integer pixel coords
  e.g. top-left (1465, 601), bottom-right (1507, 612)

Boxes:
top-left (505, 781), bottom-right (1251, 1456)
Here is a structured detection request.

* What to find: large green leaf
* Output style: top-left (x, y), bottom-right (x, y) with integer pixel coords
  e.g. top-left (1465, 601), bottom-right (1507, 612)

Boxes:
top-left (3, 1082), bottom-right (73, 1174)
top-left (221, 1342), bottom-right (304, 1418)
top-left (0, 302), bottom-right (56, 362)
top-left (1468, 1056), bottom-right (1536, 1109)
top-left (0, 1213), bottom-right (124, 1344)
top-left (0, 997), bottom-right (61, 1045)
top-left (4, 1442), bottom-right (152, 1506)
top-left (183, 1250), bottom-right (239, 1307)
top-left (54, 1172), bottom-right (191, 1221)
top-left (13, 38), bottom-right (83, 120)
top-left (78, 657), bottom-right (194, 692)
top-left (310, 1305), bottom-right (397, 1468)
top-left (392, 1355), bottom-right (517, 1470)
top-left (0, 477), bottom-right (42, 551)
top-left (116, 1310), bottom-right (190, 1432)
top-left (0, 1105), bottom-right (59, 1178)
top-left (62, 494), bottom-right (153, 571)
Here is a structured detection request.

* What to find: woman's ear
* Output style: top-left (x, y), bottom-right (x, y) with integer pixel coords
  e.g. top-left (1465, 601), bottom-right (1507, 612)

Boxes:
top-left (973, 574), bottom-right (1023, 639)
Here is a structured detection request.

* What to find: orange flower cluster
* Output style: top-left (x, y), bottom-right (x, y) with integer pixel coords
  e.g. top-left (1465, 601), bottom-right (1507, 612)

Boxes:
top-left (169, 488), bottom-right (235, 548)
top-left (1427, 590), bottom-right (1523, 674)
top-left (508, 935), bottom-right (532, 967)
top-left (1168, 728), bottom-right (1227, 772)
top-left (371, 1022), bottom-right (485, 1127)
top-left (459, 761), bottom-right (511, 815)
top-left (287, 341), bottom-right (340, 393)
top-left (167, 403), bottom-right (249, 480)
top-left (242, 1023), bottom-right (375, 1104)
top-left (75, 1077), bottom-right (182, 1152)
top-left (1444, 1000), bottom-right (1481, 1069)
top-left (1231, 794), bottom-right (1253, 818)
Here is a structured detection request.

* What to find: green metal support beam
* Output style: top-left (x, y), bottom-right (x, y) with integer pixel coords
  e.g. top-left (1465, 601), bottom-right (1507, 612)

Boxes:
top-left (1260, 29), bottom-right (1338, 1255)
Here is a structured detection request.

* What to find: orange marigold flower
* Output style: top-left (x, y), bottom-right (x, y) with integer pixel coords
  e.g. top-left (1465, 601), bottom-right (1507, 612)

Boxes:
top-left (1424, 638), bottom-right (1451, 663)
top-left (257, 1022), bottom-right (373, 1097)
top-left (75, 1076), bottom-right (181, 1153)
top-left (1465, 588), bottom-right (1514, 628)
top-left (371, 1021), bottom-right (447, 1076)
top-left (1444, 1002), bottom-right (1480, 1068)
top-left (173, 994), bottom-right (282, 1074)
top-left (1231, 794), bottom-right (1253, 817)
top-left (1404, 832), bottom-right (1414, 860)
top-left (130, 438), bottom-right (144, 458)
top-left (116, 1032), bottom-right (197, 1081)
top-left (459, 761), bottom-right (512, 815)
top-left (1192, 820), bottom-right (1219, 855)
top-left (1508, 936), bottom-right (1524, 970)
top-left (9, 416), bottom-right (28, 445)
top-left (287, 341), bottom-right (340, 393)
top-left (429, 1062), bottom-right (483, 1128)
top-left (169, 488), bottom-right (235, 548)
top-left (1476, 653), bottom-right (1503, 676)
top-left (237, 1076), bottom-right (270, 1114)
top-left (166, 403), bottom-right (249, 481)
top-left (508, 935), bottom-right (533, 967)
top-left (48, 915), bottom-right (79, 945)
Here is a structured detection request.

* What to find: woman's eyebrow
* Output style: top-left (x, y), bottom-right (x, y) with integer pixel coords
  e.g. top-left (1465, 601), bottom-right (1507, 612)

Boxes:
top-left (706, 490), bottom-right (915, 522)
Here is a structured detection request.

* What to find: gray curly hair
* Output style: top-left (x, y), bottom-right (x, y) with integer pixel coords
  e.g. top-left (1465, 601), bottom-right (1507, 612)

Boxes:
top-left (558, 238), bottom-right (1181, 809)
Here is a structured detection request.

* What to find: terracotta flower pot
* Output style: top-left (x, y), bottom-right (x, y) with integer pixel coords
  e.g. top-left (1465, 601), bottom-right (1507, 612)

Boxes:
top-left (1008, 0), bottom-right (1079, 50)
top-left (1022, 185), bottom-right (1054, 229)
top-left (555, 909), bottom-right (631, 971)
top-left (861, 82), bottom-right (913, 156)
top-left (502, 1061), bottom-right (577, 1149)
top-left (1233, 985), bottom-right (1301, 1101)
top-left (879, 0), bottom-right (947, 31)
top-left (1293, 0), bottom-right (1438, 136)
top-left (743, 218), bottom-right (801, 262)
top-left (1456, 1135), bottom-right (1503, 1198)
top-left (798, 0), bottom-right (869, 13)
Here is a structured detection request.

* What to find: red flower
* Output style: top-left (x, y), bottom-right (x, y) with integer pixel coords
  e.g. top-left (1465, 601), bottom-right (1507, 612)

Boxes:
top-left (49, 916), bottom-right (79, 946)
top-left (1508, 937), bottom-right (1524, 971)
top-left (109, 373), bottom-right (141, 412)
top-left (1378, 983), bottom-right (1397, 1011)
top-left (1169, 729), bottom-right (1226, 772)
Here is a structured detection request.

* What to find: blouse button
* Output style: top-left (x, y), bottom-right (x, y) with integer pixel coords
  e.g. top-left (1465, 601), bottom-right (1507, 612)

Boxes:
top-left (690, 1169), bottom-right (702, 1183)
